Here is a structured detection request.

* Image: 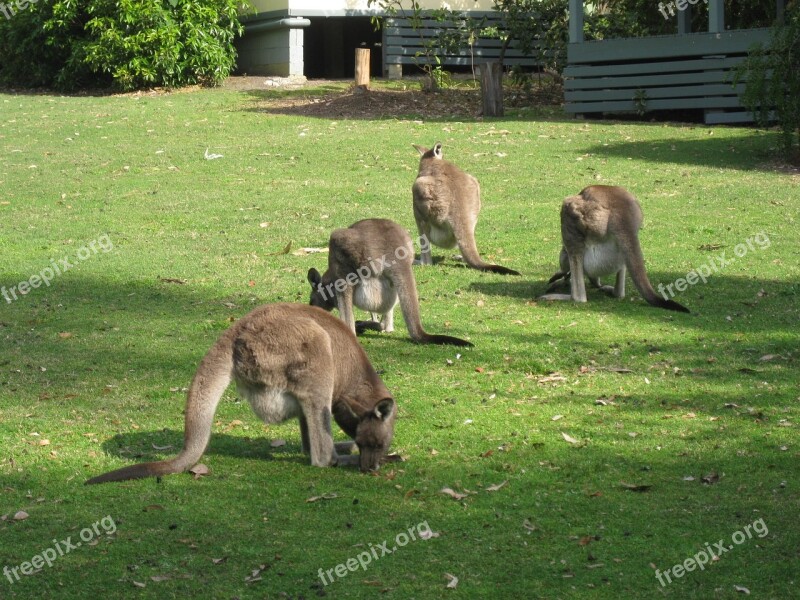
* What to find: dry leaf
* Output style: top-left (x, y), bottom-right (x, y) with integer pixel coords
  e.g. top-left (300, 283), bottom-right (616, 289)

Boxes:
top-left (485, 480), bottom-right (508, 492)
top-left (13, 510), bottom-right (29, 521)
top-left (481, 449), bottom-right (494, 458)
top-left (683, 476), bottom-right (696, 481)
top-left (189, 464), bottom-right (210, 479)
top-left (734, 585), bottom-right (751, 595)
top-left (701, 472), bottom-right (720, 485)
top-left (440, 487), bottom-right (468, 500)
top-left (538, 374), bottom-right (567, 384)
top-left (522, 518), bottom-right (537, 531)
top-left (306, 493), bottom-right (337, 503)
top-left (561, 432), bottom-right (579, 444)
top-left (158, 277), bottom-right (186, 284)
top-left (759, 354), bottom-right (778, 362)
top-left (152, 444), bottom-right (173, 450)
top-left (620, 482), bottom-right (652, 492)
top-left (133, 581), bottom-right (146, 588)
top-left (270, 439), bottom-right (286, 447)
top-left (578, 535), bottom-right (593, 546)
top-left (38, 439), bottom-right (50, 446)
top-left (150, 575), bottom-right (170, 582)
top-left (552, 414), bottom-right (564, 421)
top-left (58, 332), bottom-right (72, 339)
top-left (212, 557), bottom-right (228, 565)
top-left (143, 505), bottom-right (164, 512)
top-left (444, 573), bottom-right (459, 589)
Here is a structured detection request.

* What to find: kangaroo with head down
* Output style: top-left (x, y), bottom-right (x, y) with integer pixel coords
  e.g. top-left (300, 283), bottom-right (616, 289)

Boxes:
top-left (308, 218), bottom-right (472, 347)
top-left (412, 142), bottom-right (521, 276)
top-left (86, 303), bottom-right (396, 484)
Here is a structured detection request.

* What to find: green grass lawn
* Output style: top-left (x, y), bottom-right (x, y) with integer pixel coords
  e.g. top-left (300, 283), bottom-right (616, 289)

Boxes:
top-left (0, 81), bottom-right (798, 599)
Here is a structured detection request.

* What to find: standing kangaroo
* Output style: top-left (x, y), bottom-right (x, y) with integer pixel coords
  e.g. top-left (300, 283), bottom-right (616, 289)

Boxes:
top-left (539, 185), bottom-right (689, 313)
top-left (412, 142), bottom-right (521, 276)
top-left (86, 304), bottom-right (396, 484)
top-left (308, 218), bottom-right (472, 347)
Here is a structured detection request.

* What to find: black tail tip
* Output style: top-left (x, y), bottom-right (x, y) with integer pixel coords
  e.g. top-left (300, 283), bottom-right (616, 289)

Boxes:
top-left (660, 299), bottom-right (690, 313)
top-left (486, 265), bottom-right (521, 276)
top-left (423, 335), bottom-right (474, 347)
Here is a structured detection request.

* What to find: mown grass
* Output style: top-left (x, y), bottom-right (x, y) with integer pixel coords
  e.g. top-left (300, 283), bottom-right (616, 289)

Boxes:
top-left (0, 81), bottom-right (798, 599)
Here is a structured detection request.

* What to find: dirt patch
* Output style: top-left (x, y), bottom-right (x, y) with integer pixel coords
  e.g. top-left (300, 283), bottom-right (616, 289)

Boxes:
top-left (225, 75), bottom-right (562, 120)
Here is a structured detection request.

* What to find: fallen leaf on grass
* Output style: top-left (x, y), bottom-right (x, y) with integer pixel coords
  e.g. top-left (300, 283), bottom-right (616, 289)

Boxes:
top-left (538, 373), bottom-right (567, 384)
top-left (133, 581), bottom-right (146, 588)
top-left (189, 464), bottom-right (210, 479)
top-left (13, 510), bottom-right (29, 521)
top-left (701, 472), bottom-right (720, 485)
top-left (561, 432), bottom-right (579, 444)
top-left (291, 247), bottom-right (328, 256)
top-left (578, 535), bottom-right (594, 546)
top-left (759, 354), bottom-right (778, 362)
top-left (586, 563), bottom-right (605, 569)
top-left (269, 241), bottom-right (292, 256)
top-left (419, 528), bottom-right (440, 540)
top-left (306, 493), bottom-right (337, 503)
top-left (734, 585), bottom-right (751, 595)
top-left (444, 573), bottom-right (459, 589)
top-left (152, 444), bottom-right (173, 451)
top-left (485, 480), bottom-right (508, 492)
top-left (143, 505), bottom-right (164, 512)
top-left (150, 575), bottom-right (170, 582)
top-left (212, 557), bottom-right (227, 565)
top-left (440, 487), bottom-right (468, 500)
top-left (620, 482), bottom-right (652, 492)
top-left (158, 277), bottom-right (186, 284)
top-left (269, 439), bottom-right (286, 447)
top-left (522, 519), bottom-right (537, 531)
top-left (551, 414), bottom-right (564, 421)
top-left (58, 332), bottom-right (72, 339)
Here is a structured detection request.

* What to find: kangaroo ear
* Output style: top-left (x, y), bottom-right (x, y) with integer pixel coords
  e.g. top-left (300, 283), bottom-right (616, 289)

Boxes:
top-left (433, 142), bottom-right (443, 158)
top-left (307, 268), bottom-right (321, 286)
top-left (412, 144), bottom-right (427, 156)
top-left (374, 398), bottom-right (395, 421)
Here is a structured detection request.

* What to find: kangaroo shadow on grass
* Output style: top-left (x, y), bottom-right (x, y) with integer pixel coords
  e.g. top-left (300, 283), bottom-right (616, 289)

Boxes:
top-left (94, 429), bottom-right (319, 469)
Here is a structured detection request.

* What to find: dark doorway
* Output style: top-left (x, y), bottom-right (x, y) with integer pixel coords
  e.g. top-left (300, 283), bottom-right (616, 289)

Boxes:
top-left (303, 17), bottom-right (383, 79)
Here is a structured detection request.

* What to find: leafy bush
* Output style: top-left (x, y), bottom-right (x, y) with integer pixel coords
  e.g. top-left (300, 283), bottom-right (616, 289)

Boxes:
top-left (736, 1), bottom-right (800, 161)
top-left (0, 0), bottom-right (247, 91)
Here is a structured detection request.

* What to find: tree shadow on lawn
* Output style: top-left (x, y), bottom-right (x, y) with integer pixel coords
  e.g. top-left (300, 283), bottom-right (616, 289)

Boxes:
top-left (469, 272), bottom-right (799, 334)
top-left (583, 131), bottom-right (785, 172)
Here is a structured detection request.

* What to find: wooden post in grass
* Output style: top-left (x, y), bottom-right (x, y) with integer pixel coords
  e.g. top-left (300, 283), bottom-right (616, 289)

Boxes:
top-left (480, 62), bottom-right (504, 117)
top-left (355, 48), bottom-right (370, 92)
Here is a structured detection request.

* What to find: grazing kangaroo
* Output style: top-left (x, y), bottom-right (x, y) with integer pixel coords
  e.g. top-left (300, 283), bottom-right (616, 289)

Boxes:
top-left (308, 218), bottom-right (473, 347)
top-left (540, 185), bottom-right (689, 313)
top-left (86, 304), bottom-right (396, 484)
top-left (412, 142), bottom-right (521, 276)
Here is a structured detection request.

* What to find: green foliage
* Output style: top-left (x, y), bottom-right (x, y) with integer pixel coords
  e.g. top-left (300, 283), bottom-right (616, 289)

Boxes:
top-left (736, 1), bottom-right (800, 161)
top-left (0, 0), bottom-right (247, 91)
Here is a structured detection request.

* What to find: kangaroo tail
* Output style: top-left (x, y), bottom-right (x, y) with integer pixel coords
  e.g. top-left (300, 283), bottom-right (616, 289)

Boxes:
top-left (625, 237), bottom-right (690, 313)
top-left (86, 332), bottom-right (234, 484)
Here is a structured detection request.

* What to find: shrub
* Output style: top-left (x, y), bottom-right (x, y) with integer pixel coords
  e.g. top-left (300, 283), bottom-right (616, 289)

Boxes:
top-left (736, 1), bottom-right (800, 161)
top-left (0, 0), bottom-right (247, 91)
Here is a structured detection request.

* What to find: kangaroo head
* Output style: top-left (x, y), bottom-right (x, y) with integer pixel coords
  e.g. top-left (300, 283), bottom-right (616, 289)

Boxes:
top-left (354, 397), bottom-right (396, 472)
top-left (412, 142), bottom-right (443, 160)
top-left (307, 268), bottom-right (336, 311)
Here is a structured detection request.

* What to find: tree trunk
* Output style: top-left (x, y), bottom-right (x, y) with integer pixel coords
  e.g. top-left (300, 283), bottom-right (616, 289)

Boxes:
top-left (480, 61), bottom-right (504, 117)
top-left (355, 48), bottom-right (370, 92)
